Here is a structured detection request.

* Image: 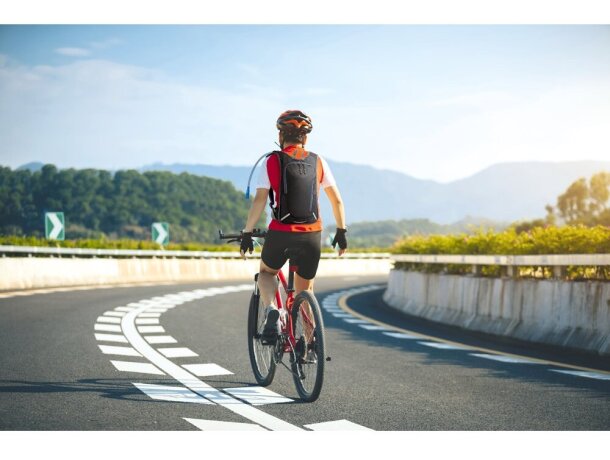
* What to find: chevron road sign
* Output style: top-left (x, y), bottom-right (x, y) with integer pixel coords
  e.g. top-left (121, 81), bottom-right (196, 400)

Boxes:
top-left (45, 212), bottom-right (65, 240)
top-left (152, 222), bottom-right (169, 246)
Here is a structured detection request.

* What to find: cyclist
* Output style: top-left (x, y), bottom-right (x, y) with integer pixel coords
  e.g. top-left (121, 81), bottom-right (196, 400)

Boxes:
top-left (240, 109), bottom-right (348, 342)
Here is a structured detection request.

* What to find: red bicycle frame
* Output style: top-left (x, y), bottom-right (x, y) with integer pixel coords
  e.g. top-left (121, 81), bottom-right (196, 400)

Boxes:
top-left (274, 265), bottom-right (316, 354)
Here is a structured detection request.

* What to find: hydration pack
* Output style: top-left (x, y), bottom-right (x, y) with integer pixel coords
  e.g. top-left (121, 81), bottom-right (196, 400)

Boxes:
top-left (270, 150), bottom-right (319, 224)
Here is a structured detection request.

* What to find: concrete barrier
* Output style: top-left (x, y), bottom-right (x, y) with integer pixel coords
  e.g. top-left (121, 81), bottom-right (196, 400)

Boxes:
top-left (383, 270), bottom-right (610, 355)
top-left (0, 257), bottom-right (392, 291)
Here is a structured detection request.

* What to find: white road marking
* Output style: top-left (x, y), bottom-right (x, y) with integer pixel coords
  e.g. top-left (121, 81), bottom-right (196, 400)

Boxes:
top-left (96, 316), bottom-right (122, 324)
top-left (145, 335), bottom-right (177, 344)
top-left (332, 313), bottom-right (353, 318)
top-left (304, 420), bottom-right (374, 431)
top-left (135, 318), bottom-right (160, 325)
top-left (182, 363), bottom-right (234, 377)
top-left (549, 369), bottom-right (610, 381)
top-left (224, 387), bottom-right (293, 405)
top-left (137, 326), bottom-right (165, 333)
top-left (99, 345), bottom-right (142, 357)
top-left (184, 418), bottom-right (266, 431)
top-left (95, 324), bottom-right (122, 332)
top-left (121, 301), bottom-right (305, 431)
top-left (137, 313), bottom-right (162, 318)
top-left (359, 324), bottom-right (390, 331)
top-left (418, 341), bottom-right (471, 350)
top-left (158, 347), bottom-right (199, 358)
top-left (343, 318), bottom-right (369, 324)
top-left (104, 311), bottom-right (126, 317)
top-left (115, 306), bottom-right (138, 312)
top-left (145, 308), bottom-right (169, 313)
top-left (383, 332), bottom-right (420, 339)
top-left (110, 360), bottom-right (164, 375)
top-left (471, 353), bottom-right (541, 364)
top-left (95, 333), bottom-right (128, 343)
top-left (133, 383), bottom-right (213, 404)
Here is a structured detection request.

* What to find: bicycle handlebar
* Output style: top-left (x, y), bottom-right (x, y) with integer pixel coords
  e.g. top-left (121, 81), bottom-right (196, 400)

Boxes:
top-left (218, 229), bottom-right (267, 243)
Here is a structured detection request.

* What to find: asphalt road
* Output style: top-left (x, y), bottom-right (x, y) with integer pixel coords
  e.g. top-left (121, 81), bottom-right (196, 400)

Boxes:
top-left (1, 275), bottom-right (609, 431)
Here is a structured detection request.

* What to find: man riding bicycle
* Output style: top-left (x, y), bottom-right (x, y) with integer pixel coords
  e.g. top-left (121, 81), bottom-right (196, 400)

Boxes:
top-left (240, 110), bottom-right (348, 343)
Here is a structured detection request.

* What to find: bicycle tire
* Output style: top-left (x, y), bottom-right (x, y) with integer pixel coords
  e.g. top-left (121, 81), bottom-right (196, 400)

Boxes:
top-left (291, 290), bottom-right (326, 402)
top-left (247, 291), bottom-right (276, 386)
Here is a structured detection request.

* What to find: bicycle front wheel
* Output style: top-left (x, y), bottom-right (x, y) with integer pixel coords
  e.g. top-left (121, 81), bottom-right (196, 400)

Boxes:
top-left (291, 290), bottom-right (326, 402)
top-left (247, 292), bottom-right (276, 386)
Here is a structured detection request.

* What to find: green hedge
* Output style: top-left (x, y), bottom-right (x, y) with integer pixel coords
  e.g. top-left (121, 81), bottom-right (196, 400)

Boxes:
top-left (0, 235), bottom-right (237, 252)
top-left (392, 225), bottom-right (610, 280)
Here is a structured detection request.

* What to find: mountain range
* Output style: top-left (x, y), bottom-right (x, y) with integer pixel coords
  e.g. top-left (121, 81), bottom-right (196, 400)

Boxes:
top-left (16, 159), bottom-right (610, 225)
top-left (139, 160), bottom-right (610, 225)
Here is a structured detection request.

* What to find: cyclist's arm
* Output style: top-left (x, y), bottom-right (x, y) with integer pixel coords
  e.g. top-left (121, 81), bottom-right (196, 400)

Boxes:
top-left (324, 185), bottom-right (347, 256)
top-left (243, 188), bottom-right (268, 232)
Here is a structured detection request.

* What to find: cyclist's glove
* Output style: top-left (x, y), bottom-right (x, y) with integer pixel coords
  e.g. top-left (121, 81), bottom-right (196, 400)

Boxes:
top-left (332, 228), bottom-right (348, 250)
top-left (240, 231), bottom-right (254, 255)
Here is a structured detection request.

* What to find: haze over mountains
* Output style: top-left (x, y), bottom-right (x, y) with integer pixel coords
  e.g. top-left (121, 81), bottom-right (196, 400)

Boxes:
top-left (140, 160), bottom-right (610, 225)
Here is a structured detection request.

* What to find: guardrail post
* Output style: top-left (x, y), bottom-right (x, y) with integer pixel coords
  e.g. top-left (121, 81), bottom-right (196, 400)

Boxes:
top-left (472, 265), bottom-right (481, 276)
top-left (553, 265), bottom-right (566, 279)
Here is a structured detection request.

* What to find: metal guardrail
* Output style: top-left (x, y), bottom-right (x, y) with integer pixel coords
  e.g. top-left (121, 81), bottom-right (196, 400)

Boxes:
top-left (0, 245), bottom-right (391, 260)
top-left (391, 253), bottom-right (610, 278)
top-left (391, 254), bottom-right (610, 266)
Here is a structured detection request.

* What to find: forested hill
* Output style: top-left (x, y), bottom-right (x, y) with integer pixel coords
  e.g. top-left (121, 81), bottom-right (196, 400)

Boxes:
top-left (0, 164), bottom-right (252, 243)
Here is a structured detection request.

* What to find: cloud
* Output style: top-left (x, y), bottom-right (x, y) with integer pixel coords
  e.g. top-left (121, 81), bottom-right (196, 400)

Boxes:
top-left (55, 47), bottom-right (91, 57)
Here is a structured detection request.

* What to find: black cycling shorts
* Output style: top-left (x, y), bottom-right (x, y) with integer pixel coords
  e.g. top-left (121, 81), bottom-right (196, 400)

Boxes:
top-left (261, 230), bottom-right (322, 280)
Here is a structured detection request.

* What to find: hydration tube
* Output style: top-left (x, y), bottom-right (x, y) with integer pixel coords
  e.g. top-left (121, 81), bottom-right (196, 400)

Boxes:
top-left (245, 152), bottom-right (273, 199)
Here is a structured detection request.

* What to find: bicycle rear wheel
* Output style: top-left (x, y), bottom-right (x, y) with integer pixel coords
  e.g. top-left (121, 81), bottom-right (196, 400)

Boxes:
top-left (247, 291), bottom-right (276, 386)
top-left (291, 290), bottom-right (326, 402)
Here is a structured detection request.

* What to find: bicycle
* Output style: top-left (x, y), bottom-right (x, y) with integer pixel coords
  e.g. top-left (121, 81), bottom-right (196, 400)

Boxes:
top-left (219, 229), bottom-right (328, 402)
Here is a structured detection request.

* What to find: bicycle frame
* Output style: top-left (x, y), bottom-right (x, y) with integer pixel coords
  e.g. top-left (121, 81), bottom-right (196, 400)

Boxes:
top-left (273, 266), bottom-right (316, 355)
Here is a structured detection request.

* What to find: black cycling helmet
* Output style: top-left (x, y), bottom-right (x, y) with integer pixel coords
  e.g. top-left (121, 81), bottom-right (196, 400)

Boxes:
top-left (276, 110), bottom-right (313, 134)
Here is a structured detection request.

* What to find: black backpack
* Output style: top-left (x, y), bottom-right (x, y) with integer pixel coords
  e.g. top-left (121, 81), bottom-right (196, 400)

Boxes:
top-left (269, 150), bottom-right (319, 224)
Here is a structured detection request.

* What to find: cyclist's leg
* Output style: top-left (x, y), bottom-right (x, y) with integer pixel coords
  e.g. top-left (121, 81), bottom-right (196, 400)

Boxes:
top-left (295, 273), bottom-right (314, 295)
top-left (258, 260), bottom-right (279, 307)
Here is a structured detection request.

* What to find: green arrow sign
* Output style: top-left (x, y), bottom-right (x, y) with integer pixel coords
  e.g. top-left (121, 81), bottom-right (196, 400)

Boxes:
top-left (45, 212), bottom-right (65, 240)
top-left (152, 222), bottom-right (169, 246)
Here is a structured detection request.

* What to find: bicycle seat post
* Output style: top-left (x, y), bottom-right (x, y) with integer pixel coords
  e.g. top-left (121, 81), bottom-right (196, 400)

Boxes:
top-left (284, 249), bottom-right (297, 293)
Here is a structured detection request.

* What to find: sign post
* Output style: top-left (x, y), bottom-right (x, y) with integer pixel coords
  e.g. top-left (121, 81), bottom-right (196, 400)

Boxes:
top-left (152, 222), bottom-right (169, 246)
top-left (45, 212), bottom-right (65, 241)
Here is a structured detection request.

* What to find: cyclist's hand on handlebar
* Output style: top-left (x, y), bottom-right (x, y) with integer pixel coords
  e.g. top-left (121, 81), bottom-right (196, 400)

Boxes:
top-left (332, 228), bottom-right (348, 256)
top-left (239, 231), bottom-right (254, 259)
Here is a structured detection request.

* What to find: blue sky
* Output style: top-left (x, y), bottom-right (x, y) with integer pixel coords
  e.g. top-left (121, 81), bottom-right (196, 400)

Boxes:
top-left (1, 25), bottom-right (609, 182)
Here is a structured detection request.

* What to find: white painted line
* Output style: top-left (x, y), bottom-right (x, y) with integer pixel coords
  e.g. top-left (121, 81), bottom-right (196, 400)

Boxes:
top-left (103, 311), bottom-right (126, 317)
top-left (110, 360), bottom-right (164, 375)
top-left (137, 313), bottom-right (162, 318)
top-left (144, 308), bottom-right (168, 313)
top-left (359, 325), bottom-right (390, 331)
top-left (470, 353), bottom-right (541, 364)
top-left (383, 332), bottom-right (420, 339)
top-left (182, 363), bottom-right (234, 377)
top-left (137, 326), bottom-right (165, 333)
top-left (158, 347), bottom-right (199, 358)
top-left (133, 383), bottom-right (213, 404)
top-left (120, 297), bottom-right (304, 431)
top-left (418, 341), bottom-right (471, 350)
top-left (184, 418), bottom-right (266, 431)
top-left (343, 318), bottom-right (369, 324)
top-left (97, 316), bottom-right (122, 324)
top-left (95, 324), bottom-right (122, 333)
top-left (549, 369), bottom-right (610, 381)
top-left (99, 345), bottom-right (142, 357)
top-left (95, 333), bottom-right (128, 343)
top-left (145, 335), bottom-right (178, 344)
top-left (304, 420), bottom-right (373, 431)
top-left (135, 318), bottom-right (160, 325)
top-left (115, 306), bottom-right (138, 312)
top-left (332, 313), bottom-right (353, 318)
top-left (224, 387), bottom-right (293, 405)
